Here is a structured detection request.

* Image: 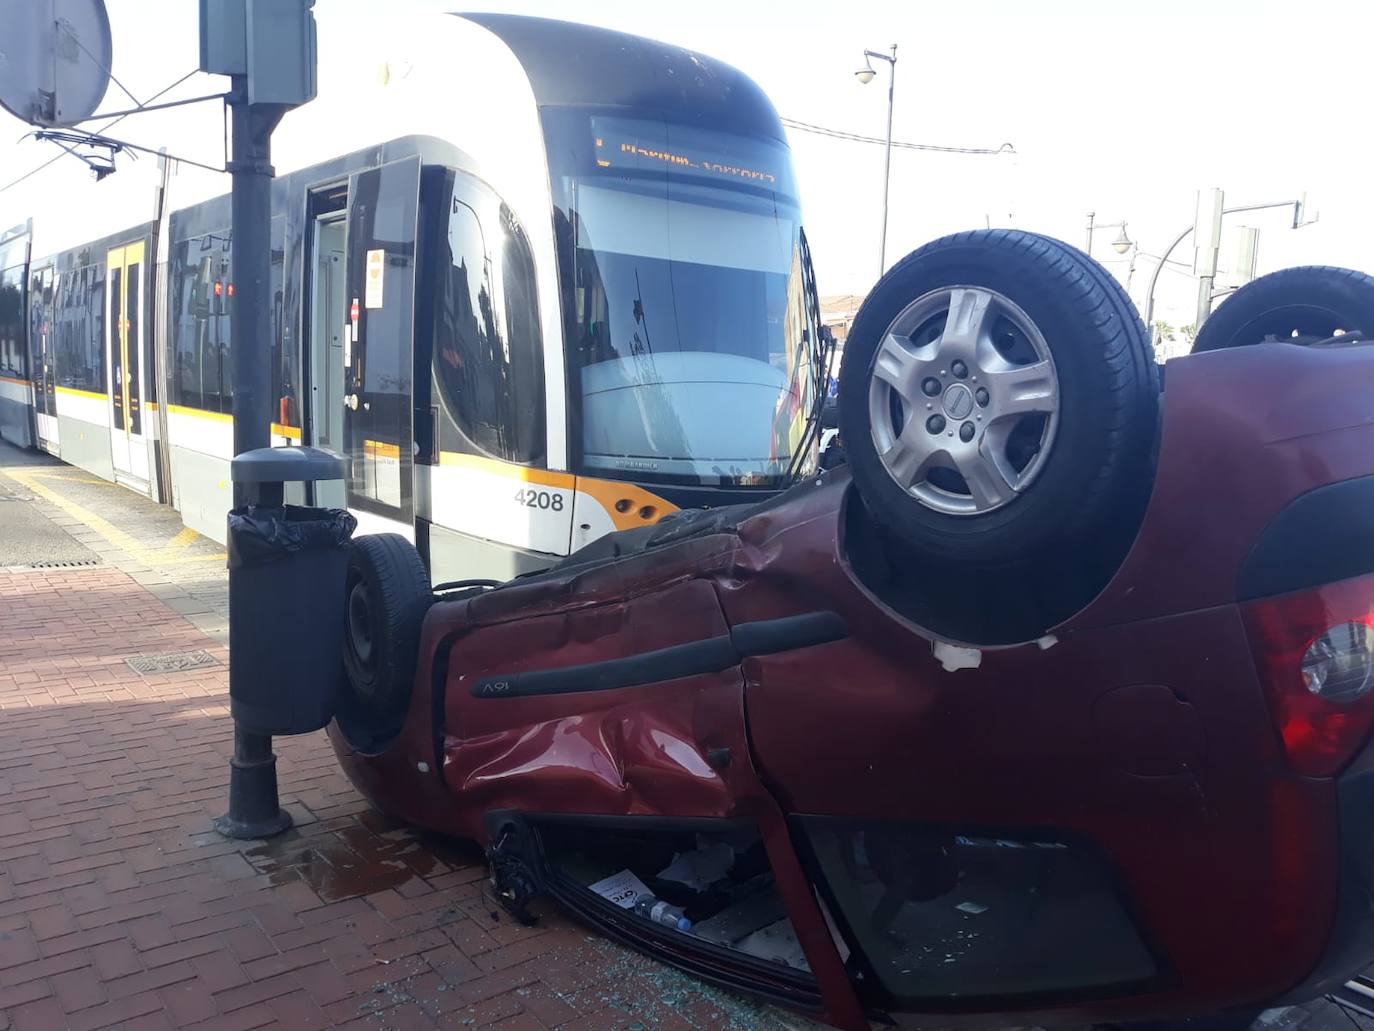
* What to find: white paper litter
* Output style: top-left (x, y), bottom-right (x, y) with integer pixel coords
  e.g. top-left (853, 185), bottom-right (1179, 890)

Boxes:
top-left (736, 919), bottom-right (811, 971)
top-left (656, 840), bottom-right (735, 892)
top-left (588, 869), bottom-right (651, 909)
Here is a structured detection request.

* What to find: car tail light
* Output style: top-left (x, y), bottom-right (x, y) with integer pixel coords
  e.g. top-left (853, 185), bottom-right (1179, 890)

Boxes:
top-left (1244, 573), bottom-right (1374, 776)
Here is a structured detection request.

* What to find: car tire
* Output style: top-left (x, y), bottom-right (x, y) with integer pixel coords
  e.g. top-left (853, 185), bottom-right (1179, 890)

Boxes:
top-left (338, 533), bottom-right (431, 749)
top-left (1192, 265), bottom-right (1374, 351)
top-left (839, 229), bottom-right (1159, 567)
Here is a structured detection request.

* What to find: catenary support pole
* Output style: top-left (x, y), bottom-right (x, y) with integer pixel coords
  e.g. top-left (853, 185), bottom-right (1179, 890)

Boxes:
top-left (228, 89), bottom-right (284, 502)
top-left (215, 77), bottom-right (291, 840)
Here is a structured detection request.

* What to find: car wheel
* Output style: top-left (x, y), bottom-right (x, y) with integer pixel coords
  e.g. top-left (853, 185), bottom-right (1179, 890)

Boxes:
top-left (337, 533), bottom-right (431, 751)
top-left (1192, 266), bottom-right (1374, 351)
top-left (839, 229), bottom-right (1159, 567)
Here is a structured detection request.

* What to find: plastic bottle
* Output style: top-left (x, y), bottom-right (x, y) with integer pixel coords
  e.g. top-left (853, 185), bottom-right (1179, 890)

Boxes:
top-left (633, 895), bottom-right (692, 931)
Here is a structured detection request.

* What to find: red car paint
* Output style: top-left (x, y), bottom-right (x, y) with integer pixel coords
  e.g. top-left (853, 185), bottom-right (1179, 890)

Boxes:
top-left (330, 342), bottom-right (1374, 1030)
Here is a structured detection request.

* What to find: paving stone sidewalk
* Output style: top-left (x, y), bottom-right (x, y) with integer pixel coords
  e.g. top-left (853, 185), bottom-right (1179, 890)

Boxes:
top-left (0, 563), bottom-right (819, 1031)
top-left (0, 441), bottom-right (820, 1030)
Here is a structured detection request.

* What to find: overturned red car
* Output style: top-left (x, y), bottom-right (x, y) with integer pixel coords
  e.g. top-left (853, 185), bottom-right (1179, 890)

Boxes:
top-left (327, 231), bottom-right (1374, 1030)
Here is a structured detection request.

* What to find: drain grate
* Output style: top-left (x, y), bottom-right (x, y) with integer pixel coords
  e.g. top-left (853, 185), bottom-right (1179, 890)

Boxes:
top-left (125, 649), bottom-right (221, 676)
top-left (4, 559), bottom-right (103, 573)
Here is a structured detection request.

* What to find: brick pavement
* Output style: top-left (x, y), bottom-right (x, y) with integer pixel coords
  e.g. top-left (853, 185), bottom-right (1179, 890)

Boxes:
top-left (0, 443), bottom-right (229, 645)
top-left (0, 564), bottom-right (816, 1031)
top-left (1, 442), bottom-right (1370, 1031)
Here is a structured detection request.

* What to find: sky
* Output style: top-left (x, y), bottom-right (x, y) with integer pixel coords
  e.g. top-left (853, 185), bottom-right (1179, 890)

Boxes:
top-left (2, 0), bottom-right (1371, 335)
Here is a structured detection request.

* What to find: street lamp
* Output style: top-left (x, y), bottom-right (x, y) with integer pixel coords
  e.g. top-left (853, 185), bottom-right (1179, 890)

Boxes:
top-left (1084, 212), bottom-right (1134, 257)
top-left (856, 44), bottom-right (897, 279)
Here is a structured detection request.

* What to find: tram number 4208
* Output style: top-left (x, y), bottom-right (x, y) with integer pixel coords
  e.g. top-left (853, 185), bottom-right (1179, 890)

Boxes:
top-left (513, 487), bottom-right (565, 512)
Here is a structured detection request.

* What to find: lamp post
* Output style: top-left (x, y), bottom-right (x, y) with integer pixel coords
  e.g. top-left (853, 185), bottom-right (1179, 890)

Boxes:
top-left (1084, 213), bottom-right (1133, 258)
top-left (1142, 195), bottom-right (1315, 344)
top-left (856, 44), bottom-right (897, 280)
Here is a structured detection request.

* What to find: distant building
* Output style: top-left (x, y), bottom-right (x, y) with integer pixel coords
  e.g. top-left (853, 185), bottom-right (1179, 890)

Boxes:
top-left (819, 294), bottom-right (864, 347)
top-left (818, 293), bottom-right (864, 384)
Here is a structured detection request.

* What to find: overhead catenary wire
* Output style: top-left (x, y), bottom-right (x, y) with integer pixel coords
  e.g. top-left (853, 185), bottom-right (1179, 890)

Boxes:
top-left (0, 68), bottom-right (201, 193)
top-left (780, 116), bottom-right (1014, 155)
top-left (3, 97), bottom-right (1009, 194)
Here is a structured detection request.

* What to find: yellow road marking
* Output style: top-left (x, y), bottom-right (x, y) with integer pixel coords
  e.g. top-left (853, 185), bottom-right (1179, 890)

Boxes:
top-left (4, 468), bottom-right (227, 568)
top-left (165, 526), bottom-right (199, 551)
top-left (6, 468), bottom-right (106, 484)
top-left (6, 468), bottom-right (141, 551)
top-left (153, 553), bottom-right (228, 566)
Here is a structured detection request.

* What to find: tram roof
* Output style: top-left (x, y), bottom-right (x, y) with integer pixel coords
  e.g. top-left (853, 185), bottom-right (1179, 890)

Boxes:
top-left (460, 13), bottom-right (787, 144)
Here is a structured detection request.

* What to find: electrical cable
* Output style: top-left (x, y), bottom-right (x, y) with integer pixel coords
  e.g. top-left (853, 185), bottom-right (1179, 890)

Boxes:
top-left (780, 117), bottom-right (1014, 155)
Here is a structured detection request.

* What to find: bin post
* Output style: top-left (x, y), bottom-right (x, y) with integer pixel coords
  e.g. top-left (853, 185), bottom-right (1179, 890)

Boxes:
top-left (217, 71), bottom-right (290, 841)
top-left (216, 725), bottom-right (293, 839)
top-left (216, 466), bottom-right (292, 840)
top-left (216, 447), bottom-right (349, 841)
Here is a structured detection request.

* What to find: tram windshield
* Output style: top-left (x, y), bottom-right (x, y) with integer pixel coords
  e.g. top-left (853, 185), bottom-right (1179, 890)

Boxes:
top-left (546, 110), bottom-right (821, 488)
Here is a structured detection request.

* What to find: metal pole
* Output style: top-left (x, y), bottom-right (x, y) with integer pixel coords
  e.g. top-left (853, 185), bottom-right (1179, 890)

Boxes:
top-left (1195, 272), bottom-right (1216, 331)
top-left (228, 89), bottom-right (283, 501)
top-left (878, 44), bottom-right (896, 279)
top-left (1085, 212), bottom-right (1095, 256)
top-left (215, 78), bottom-right (291, 841)
top-left (1193, 188), bottom-right (1224, 333)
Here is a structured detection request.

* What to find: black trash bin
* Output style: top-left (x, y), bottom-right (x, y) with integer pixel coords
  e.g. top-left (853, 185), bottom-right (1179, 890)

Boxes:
top-left (226, 447), bottom-right (355, 736)
top-left (228, 504), bottom-right (356, 734)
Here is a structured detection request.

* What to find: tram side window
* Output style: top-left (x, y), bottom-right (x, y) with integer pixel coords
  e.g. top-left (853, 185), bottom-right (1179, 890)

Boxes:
top-left (170, 232), bottom-right (233, 413)
top-left (433, 191), bottom-right (545, 465)
top-left (0, 264), bottom-right (23, 378)
top-left (52, 263), bottom-right (105, 393)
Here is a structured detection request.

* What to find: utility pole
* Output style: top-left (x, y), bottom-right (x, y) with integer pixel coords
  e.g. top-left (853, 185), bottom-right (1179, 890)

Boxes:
top-left (218, 89), bottom-right (290, 839)
top-left (201, 0), bottom-right (317, 840)
top-left (228, 95), bottom-right (285, 502)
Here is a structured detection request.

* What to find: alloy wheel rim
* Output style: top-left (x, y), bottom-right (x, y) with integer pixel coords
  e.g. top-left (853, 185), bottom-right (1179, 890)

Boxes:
top-left (866, 285), bottom-right (1060, 515)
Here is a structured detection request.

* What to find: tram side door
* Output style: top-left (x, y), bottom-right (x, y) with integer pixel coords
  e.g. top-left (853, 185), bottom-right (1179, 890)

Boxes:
top-left (30, 266), bottom-right (58, 454)
top-left (308, 211), bottom-right (348, 508)
top-left (105, 242), bottom-right (149, 487)
top-left (342, 157), bottom-right (420, 537)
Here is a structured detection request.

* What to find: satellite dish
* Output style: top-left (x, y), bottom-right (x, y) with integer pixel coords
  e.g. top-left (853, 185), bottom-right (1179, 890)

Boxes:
top-left (0, 0), bottom-right (113, 128)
